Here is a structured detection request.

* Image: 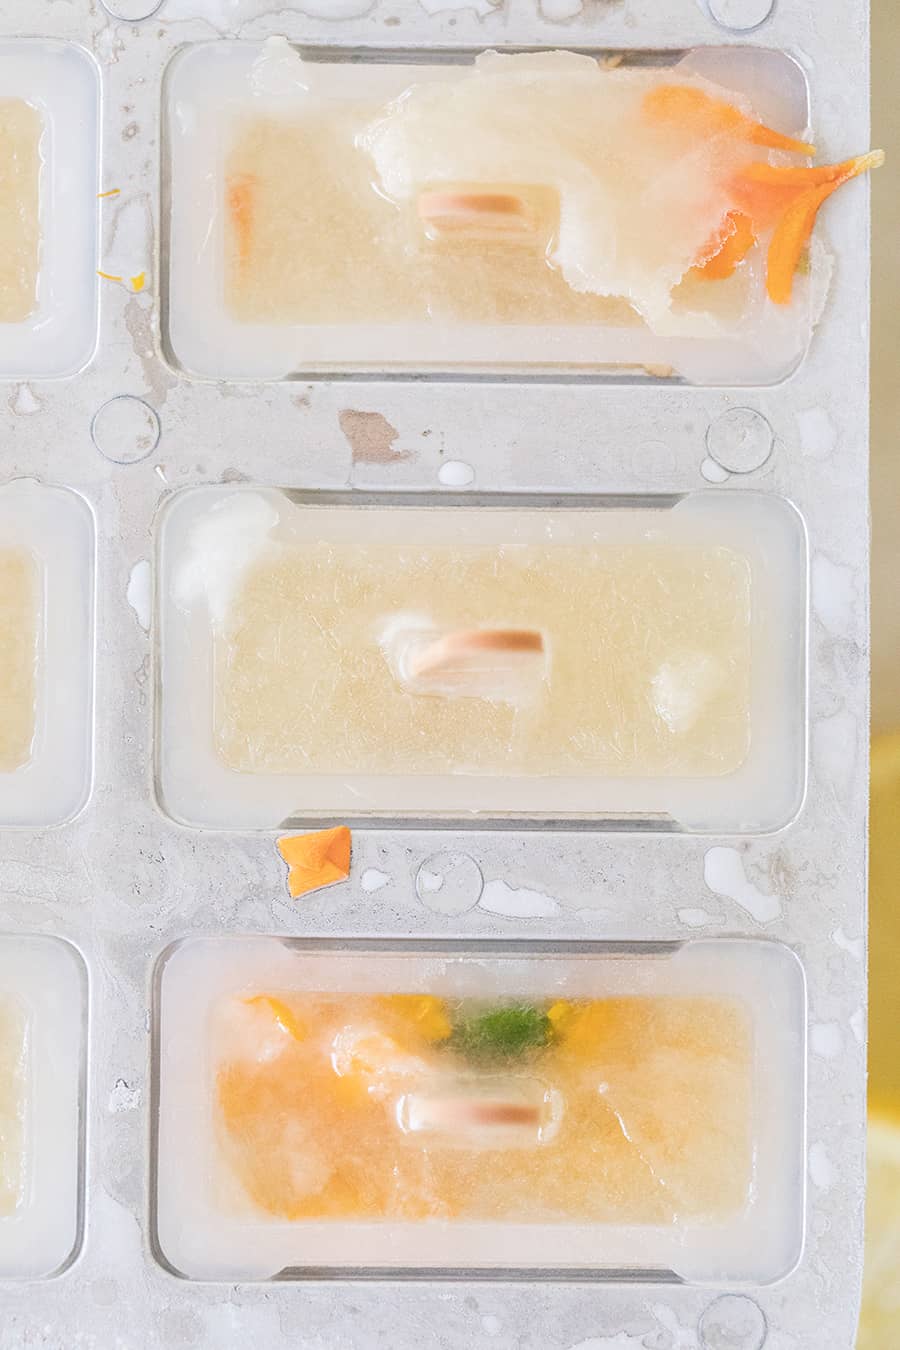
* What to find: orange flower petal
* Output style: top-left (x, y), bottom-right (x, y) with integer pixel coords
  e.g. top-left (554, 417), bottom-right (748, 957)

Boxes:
top-left (760, 150), bottom-right (885, 304)
top-left (277, 826), bottom-right (352, 898)
top-left (642, 84), bottom-right (814, 156)
top-left (244, 994), bottom-right (306, 1041)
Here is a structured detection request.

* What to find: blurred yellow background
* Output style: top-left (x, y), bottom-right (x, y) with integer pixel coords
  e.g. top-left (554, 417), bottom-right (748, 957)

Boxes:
top-left (861, 3), bottom-right (900, 1346)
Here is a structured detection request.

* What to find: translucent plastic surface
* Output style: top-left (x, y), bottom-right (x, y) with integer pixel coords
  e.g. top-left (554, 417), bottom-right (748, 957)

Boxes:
top-left (164, 42), bottom-right (819, 383)
top-left (153, 937), bottom-right (806, 1283)
top-left (157, 486), bottom-right (806, 831)
top-left (0, 936), bottom-right (86, 1279)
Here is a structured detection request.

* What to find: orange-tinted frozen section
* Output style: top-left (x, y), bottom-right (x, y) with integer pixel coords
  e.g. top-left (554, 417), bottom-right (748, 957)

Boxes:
top-left (227, 173), bottom-right (256, 269)
top-left (214, 992), bottom-right (752, 1225)
top-left (645, 84), bottom-right (883, 303)
top-left (642, 83), bottom-right (816, 156)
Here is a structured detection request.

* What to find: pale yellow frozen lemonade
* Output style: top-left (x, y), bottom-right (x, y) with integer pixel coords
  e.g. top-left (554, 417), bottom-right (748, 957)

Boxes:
top-left (215, 536), bottom-right (752, 779)
top-left (222, 49), bottom-right (882, 331)
top-left (0, 549), bottom-right (38, 772)
top-left (0, 99), bottom-right (41, 324)
top-left (215, 992), bottom-right (752, 1224)
top-left (0, 997), bottom-right (26, 1217)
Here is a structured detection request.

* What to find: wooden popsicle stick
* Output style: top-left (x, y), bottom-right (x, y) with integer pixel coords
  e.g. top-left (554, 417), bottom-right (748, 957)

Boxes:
top-left (417, 190), bottom-right (535, 236)
top-left (407, 628), bottom-right (545, 681)
top-left (405, 1093), bottom-right (542, 1132)
top-left (435, 1100), bottom-right (542, 1127)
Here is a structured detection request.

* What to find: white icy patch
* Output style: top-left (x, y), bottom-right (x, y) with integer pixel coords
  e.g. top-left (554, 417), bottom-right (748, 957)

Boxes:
top-left (832, 927), bottom-right (864, 962)
top-left (812, 554), bottom-right (857, 636)
top-left (703, 846), bottom-right (782, 923)
top-left (652, 652), bottom-right (725, 734)
top-left (479, 879), bottom-right (561, 918)
top-left (677, 907), bottom-right (725, 928)
top-left (174, 492), bottom-right (279, 624)
top-left (438, 459), bottom-right (475, 487)
top-left (796, 405), bottom-right (837, 460)
top-left (108, 1079), bottom-right (142, 1113)
top-left (700, 455), bottom-right (730, 483)
top-left (126, 559), bottom-right (152, 632)
top-left (809, 1142), bottom-right (836, 1191)
top-left (810, 1021), bottom-right (844, 1060)
top-left (850, 1007), bottom-right (865, 1044)
top-left (361, 868), bottom-right (390, 893)
top-left (9, 383), bottom-right (41, 416)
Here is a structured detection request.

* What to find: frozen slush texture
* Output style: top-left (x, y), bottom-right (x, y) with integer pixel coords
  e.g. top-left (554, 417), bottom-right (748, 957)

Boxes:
top-left (215, 534), bottom-right (752, 779)
top-left (214, 992), bottom-right (753, 1224)
top-left (0, 100), bottom-right (41, 324)
top-left (0, 998), bottom-right (26, 1217)
top-left (0, 549), bottom-right (38, 772)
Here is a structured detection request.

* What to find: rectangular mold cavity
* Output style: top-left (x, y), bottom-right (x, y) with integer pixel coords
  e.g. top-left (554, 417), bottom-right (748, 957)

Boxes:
top-left (162, 42), bottom-right (817, 384)
top-left (0, 480), bottom-right (94, 827)
top-left (155, 485), bottom-right (806, 833)
top-left (0, 41), bottom-right (99, 379)
top-left (0, 935), bottom-right (87, 1280)
top-left (152, 936), bottom-right (806, 1284)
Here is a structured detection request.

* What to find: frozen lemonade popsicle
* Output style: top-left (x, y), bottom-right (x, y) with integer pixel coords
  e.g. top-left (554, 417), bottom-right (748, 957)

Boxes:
top-left (224, 48), bottom-right (882, 336)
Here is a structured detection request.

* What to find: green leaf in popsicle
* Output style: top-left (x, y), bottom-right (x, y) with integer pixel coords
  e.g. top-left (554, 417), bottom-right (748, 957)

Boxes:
top-left (449, 1002), bottom-right (552, 1064)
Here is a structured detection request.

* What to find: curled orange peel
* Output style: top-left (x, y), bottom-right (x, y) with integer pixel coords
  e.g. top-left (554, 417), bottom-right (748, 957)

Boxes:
top-left (276, 826), bottom-right (351, 899)
top-left (244, 994), bottom-right (306, 1041)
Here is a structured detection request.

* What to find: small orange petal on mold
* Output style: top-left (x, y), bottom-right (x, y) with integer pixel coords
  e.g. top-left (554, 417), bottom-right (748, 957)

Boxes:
top-left (277, 826), bottom-right (351, 899)
top-left (131, 272), bottom-right (146, 293)
top-left (97, 188), bottom-right (121, 199)
top-left (97, 269), bottom-right (123, 283)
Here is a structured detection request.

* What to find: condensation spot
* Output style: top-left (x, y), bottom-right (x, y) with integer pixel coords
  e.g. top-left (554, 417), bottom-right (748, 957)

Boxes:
top-left (703, 846), bottom-right (782, 924)
top-left (126, 559), bottom-right (152, 633)
top-left (360, 868), bottom-right (390, 893)
top-left (478, 879), bottom-right (561, 919)
top-left (810, 1021), bottom-right (844, 1060)
top-left (678, 907), bottom-right (725, 928)
top-left (438, 459), bottom-right (475, 488)
top-left (415, 852), bottom-right (483, 915)
top-left (809, 1142), bottom-right (836, 1191)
